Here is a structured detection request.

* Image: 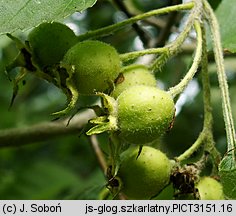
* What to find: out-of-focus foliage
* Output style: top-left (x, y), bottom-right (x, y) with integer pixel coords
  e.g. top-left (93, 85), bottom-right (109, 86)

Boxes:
top-left (208, 0), bottom-right (222, 10)
top-left (0, 0), bottom-right (235, 199)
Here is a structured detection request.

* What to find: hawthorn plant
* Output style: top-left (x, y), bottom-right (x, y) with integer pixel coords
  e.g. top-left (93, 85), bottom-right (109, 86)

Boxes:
top-left (0, 0), bottom-right (235, 199)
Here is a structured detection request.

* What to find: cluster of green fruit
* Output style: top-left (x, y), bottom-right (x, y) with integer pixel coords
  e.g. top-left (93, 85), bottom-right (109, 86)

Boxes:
top-left (7, 22), bottom-right (120, 117)
top-left (8, 21), bottom-right (175, 143)
top-left (116, 146), bottom-right (224, 200)
top-left (7, 22), bottom-right (224, 200)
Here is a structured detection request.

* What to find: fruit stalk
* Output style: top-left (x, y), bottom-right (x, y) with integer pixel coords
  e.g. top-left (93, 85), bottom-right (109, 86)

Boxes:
top-left (119, 47), bottom-right (168, 63)
top-left (203, 0), bottom-right (236, 158)
top-left (77, 2), bottom-right (194, 41)
top-left (200, 22), bottom-right (221, 171)
top-left (168, 20), bottom-right (203, 98)
top-left (177, 131), bottom-right (205, 162)
top-left (150, 0), bottom-right (202, 71)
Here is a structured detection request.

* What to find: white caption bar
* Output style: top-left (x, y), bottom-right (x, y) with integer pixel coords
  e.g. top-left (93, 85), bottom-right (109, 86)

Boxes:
top-left (0, 200), bottom-right (235, 216)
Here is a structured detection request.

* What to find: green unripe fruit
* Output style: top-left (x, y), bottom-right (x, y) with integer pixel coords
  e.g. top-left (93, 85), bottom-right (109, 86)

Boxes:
top-left (62, 40), bottom-right (121, 94)
top-left (28, 22), bottom-right (77, 70)
top-left (118, 146), bottom-right (171, 199)
top-left (111, 64), bottom-right (156, 98)
top-left (117, 85), bottom-right (175, 144)
top-left (196, 177), bottom-right (224, 200)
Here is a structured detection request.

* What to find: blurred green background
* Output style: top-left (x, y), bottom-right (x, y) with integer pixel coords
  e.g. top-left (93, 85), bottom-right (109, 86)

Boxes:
top-left (0, 0), bottom-right (235, 199)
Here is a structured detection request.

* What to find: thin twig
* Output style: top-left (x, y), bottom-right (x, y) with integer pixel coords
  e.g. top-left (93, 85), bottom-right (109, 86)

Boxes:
top-left (119, 47), bottom-right (167, 62)
top-left (150, 0), bottom-right (202, 71)
top-left (177, 132), bottom-right (205, 162)
top-left (77, 2), bottom-right (194, 41)
top-left (89, 135), bottom-right (108, 173)
top-left (155, 0), bottom-right (182, 47)
top-left (203, 0), bottom-right (236, 158)
top-left (176, 20), bottom-right (221, 165)
top-left (178, 45), bottom-right (236, 61)
top-left (112, 0), bottom-right (151, 47)
top-left (0, 110), bottom-right (95, 147)
top-left (200, 23), bottom-right (221, 170)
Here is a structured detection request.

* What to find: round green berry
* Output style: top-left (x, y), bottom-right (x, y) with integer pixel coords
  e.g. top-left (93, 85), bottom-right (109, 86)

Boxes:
top-left (28, 22), bottom-right (77, 70)
top-left (111, 64), bottom-right (156, 98)
top-left (118, 146), bottom-right (171, 199)
top-left (117, 85), bottom-right (175, 144)
top-left (196, 177), bottom-right (224, 200)
top-left (62, 40), bottom-right (121, 94)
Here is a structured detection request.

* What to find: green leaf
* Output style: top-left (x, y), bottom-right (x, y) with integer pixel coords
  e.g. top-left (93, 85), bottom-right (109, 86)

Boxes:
top-left (0, 0), bottom-right (97, 35)
top-left (215, 0), bottom-right (236, 52)
top-left (219, 154), bottom-right (236, 199)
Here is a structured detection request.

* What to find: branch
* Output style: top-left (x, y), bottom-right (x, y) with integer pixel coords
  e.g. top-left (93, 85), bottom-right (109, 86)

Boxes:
top-left (89, 135), bottom-right (108, 173)
top-left (155, 0), bottom-right (182, 47)
top-left (112, 0), bottom-right (151, 47)
top-left (0, 110), bottom-right (95, 148)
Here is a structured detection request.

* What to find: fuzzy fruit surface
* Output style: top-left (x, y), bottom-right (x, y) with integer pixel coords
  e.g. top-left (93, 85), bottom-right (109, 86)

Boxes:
top-left (117, 85), bottom-right (175, 144)
top-left (28, 22), bottom-right (77, 70)
top-left (118, 146), bottom-right (171, 199)
top-left (111, 64), bottom-right (156, 98)
top-left (196, 177), bottom-right (224, 200)
top-left (62, 40), bottom-right (121, 94)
